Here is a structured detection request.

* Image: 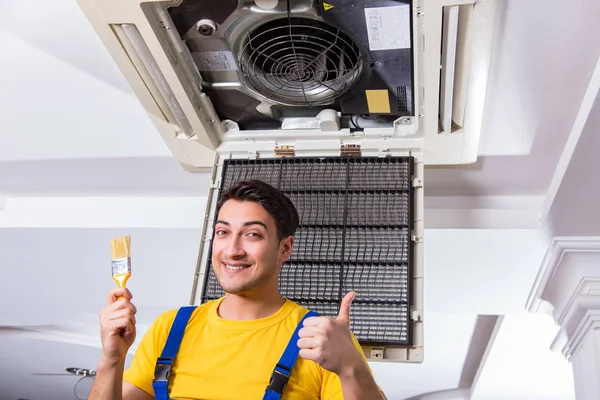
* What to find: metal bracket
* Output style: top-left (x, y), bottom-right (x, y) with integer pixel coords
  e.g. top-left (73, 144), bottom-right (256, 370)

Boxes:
top-left (341, 144), bottom-right (361, 157)
top-left (371, 347), bottom-right (385, 360)
top-left (378, 148), bottom-right (392, 157)
top-left (411, 232), bottom-right (423, 243)
top-left (209, 178), bottom-right (221, 190)
top-left (411, 310), bottom-right (421, 322)
top-left (275, 145), bottom-right (295, 158)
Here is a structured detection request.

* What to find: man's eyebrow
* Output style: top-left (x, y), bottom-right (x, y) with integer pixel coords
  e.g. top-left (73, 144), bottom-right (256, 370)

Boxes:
top-left (214, 220), bottom-right (268, 230)
top-left (243, 221), bottom-right (268, 230)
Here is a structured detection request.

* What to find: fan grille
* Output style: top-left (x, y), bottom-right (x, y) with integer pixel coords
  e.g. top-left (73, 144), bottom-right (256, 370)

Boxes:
top-left (240, 17), bottom-right (362, 106)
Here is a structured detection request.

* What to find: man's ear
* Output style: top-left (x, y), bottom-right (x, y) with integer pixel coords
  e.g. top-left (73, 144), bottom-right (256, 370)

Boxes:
top-left (280, 236), bottom-right (294, 262)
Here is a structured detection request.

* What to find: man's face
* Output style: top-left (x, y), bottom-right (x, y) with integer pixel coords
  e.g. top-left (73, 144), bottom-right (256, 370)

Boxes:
top-left (211, 199), bottom-right (293, 295)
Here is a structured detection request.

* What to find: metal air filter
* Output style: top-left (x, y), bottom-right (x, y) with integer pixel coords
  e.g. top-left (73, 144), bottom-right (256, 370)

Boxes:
top-left (202, 157), bottom-right (414, 346)
top-left (239, 17), bottom-right (362, 106)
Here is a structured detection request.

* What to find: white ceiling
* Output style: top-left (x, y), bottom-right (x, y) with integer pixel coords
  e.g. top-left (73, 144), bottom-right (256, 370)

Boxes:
top-left (0, 0), bottom-right (598, 199)
top-left (1, 0), bottom-right (599, 398)
top-left (0, 157), bottom-right (211, 196)
top-left (545, 90), bottom-right (600, 236)
top-left (426, 0), bottom-right (600, 197)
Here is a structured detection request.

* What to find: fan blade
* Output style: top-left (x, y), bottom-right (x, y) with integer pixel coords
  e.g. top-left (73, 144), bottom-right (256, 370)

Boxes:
top-left (31, 373), bottom-right (74, 376)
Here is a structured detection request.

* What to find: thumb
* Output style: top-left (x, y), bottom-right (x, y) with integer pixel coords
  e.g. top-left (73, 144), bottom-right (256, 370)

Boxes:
top-left (337, 291), bottom-right (356, 326)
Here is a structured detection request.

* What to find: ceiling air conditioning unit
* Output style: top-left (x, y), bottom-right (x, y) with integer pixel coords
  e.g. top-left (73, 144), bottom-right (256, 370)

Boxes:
top-left (76, 0), bottom-right (497, 362)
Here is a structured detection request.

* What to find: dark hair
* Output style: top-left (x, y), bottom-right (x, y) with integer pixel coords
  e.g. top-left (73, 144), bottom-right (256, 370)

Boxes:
top-left (215, 180), bottom-right (299, 240)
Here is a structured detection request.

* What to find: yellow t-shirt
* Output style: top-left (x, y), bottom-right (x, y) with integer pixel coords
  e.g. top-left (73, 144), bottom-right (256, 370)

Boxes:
top-left (124, 298), bottom-right (365, 399)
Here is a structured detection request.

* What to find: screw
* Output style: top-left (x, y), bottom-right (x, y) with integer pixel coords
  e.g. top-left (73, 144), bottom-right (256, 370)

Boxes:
top-left (199, 25), bottom-right (214, 36)
top-left (196, 19), bottom-right (217, 37)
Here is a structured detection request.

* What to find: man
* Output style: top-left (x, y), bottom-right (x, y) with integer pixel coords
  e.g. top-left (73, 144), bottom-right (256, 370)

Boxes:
top-left (90, 180), bottom-right (386, 399)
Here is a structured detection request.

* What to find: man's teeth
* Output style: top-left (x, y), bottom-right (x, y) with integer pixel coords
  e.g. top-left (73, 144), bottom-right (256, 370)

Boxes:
top-left (224, 263), bottom-right (249, 270)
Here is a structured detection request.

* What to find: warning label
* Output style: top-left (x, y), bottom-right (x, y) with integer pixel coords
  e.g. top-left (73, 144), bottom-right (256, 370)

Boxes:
top-left (364, 5), bottom-right (411, 51)
top-left (194, 51), bottom-right (238, 71)
top-left (323, 2), bottom-right (334, 11)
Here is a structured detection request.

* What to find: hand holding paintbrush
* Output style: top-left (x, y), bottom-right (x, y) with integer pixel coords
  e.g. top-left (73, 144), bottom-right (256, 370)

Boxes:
top-left (87, 237), bottom-right (138, 400)
top-left (97, 236), bottom-right (137, 364)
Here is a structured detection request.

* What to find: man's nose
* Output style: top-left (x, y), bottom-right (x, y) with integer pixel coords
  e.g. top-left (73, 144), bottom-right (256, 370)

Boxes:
top-left (226, 236), bottom-right (246, 258)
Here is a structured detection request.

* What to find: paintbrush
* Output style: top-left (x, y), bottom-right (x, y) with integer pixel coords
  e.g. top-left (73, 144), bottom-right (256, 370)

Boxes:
top-left (110, 235), bottom-right (131, 294)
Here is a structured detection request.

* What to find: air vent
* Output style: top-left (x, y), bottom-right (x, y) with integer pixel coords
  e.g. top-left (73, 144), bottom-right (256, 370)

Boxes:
top-left (240, 17), bottom-right (362, 106)
top-left (201, 157), bottom-right (414, 346)
top-left (397, 85), bottom-right (412, 113)
top-left (439, 4), bottom-right (474, 133)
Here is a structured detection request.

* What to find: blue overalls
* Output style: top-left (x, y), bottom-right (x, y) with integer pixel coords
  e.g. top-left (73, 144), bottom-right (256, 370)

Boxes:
top-left (151, 306), bottom-right (319, 400)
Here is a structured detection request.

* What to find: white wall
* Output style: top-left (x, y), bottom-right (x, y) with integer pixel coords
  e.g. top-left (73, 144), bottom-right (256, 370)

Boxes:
top-left (0, 336), bottom-right (115, 400)
top-left (0, 228), bottom-right (202, 326)
top-left (471, 313), bottom-right (575, 400)
top-left (0, 202), bottom-right (550, 324)
top-left (424, 229), bottom-right (549, 314)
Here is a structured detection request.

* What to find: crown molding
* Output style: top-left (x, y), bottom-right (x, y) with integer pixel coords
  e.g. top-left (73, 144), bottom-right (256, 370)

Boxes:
top-left (527, 237), bottom-right (600, 360)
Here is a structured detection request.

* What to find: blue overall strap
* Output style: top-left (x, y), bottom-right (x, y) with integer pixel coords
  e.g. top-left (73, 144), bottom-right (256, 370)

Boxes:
top-left (152, 306), bottom-right (197, 400)
top-left (263, 310), bottom-right (320, 400)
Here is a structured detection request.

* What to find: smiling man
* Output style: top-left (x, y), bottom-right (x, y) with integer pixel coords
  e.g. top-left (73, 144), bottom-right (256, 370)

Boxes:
top-left (90, 180), bottom-right (386, 400)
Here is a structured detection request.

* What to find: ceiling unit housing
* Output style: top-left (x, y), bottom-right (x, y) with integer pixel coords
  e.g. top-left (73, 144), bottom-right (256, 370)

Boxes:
top-left (76, 0), bottom-right (497, 362)
top-left (77, 0), bottom-right (496, 169)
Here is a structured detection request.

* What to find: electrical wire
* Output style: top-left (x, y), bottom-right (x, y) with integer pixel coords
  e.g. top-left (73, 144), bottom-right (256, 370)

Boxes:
top-left (349, 114), bottom-right (362, 130)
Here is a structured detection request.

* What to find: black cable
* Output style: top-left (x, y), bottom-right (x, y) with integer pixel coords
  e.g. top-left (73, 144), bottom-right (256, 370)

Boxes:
top-left (350, 114), bottom-right (362, 130)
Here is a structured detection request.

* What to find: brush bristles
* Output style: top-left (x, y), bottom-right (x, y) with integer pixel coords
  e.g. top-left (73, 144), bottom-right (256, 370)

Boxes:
top-left (110, 235), bottom-right (131, 260)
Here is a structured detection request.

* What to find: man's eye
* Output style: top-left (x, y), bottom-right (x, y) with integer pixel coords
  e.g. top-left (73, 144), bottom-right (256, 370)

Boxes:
top-left (247, 232), bottom-right (262, 238)
top-left (215, 230), bottom-right (227, 236)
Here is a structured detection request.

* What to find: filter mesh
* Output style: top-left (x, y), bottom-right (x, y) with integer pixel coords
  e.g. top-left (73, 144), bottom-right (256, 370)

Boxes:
top-left (202, 157), bottom-right (413, 346)
top-left (279, 262), bottom-right (341, 300)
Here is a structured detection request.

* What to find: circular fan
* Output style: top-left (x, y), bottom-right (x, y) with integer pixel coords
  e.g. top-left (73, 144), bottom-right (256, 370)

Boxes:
top-left (240, 17), bottom-right (362, 106)
top-left (31, 368), bottom-right (96, 400)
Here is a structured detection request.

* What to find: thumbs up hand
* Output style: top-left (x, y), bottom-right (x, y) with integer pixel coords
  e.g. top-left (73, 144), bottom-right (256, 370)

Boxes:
top-left (297, 292), bottom-right (364, 376)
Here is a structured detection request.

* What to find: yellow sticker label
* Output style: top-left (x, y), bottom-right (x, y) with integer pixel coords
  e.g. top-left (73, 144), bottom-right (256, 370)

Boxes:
top-left (323, 2), bottom-right (334, 11)
top-left (365, 90), bottom-right (391, 114)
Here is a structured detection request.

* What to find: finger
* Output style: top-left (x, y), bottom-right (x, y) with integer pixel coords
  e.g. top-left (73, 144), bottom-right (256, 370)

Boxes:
top-left (336, 291), bottom-right (356, 326)
top-left (109, 298), bottom-right (137, 314)
top-left (108, 309), bottom-right (136, 326)
top-left (106, 288), bottom-right (132, 305)
top-left (298, 326), bottom-right (322, 338)
top-left (106, 287), bottom-right (132, 304)
top-left (123, 321), bottom-right (136, 338)
top-left (302, 316), bottom-right (328, 327)
top-left (297, 337), bottom-right (320, 349)
top-left (102, 315), bottom-right (136, 335)
top-left (108, 320), bottom-right (135, 338)
top-left (105, 317), bottom-right (133, 334)
top-left (299, 348), bottom-right (320, 362)
top-left (128, 302), bottom-right (137, 315)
